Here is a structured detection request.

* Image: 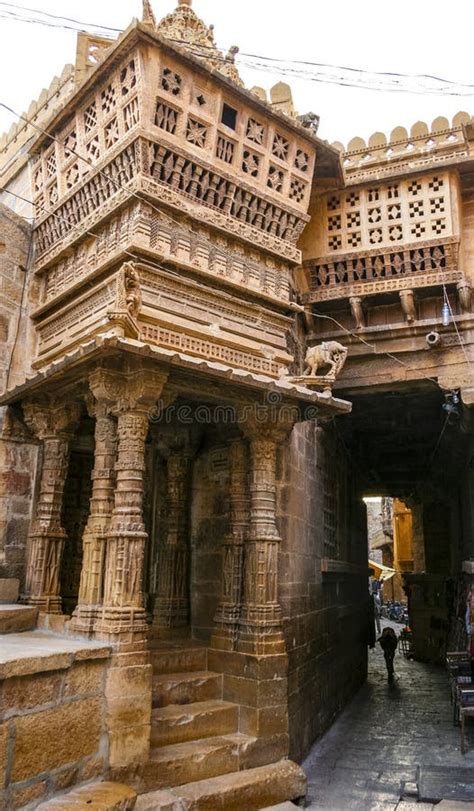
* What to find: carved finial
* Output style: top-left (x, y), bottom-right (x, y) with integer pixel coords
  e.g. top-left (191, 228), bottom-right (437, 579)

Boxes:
top-left (226, 45), bottom-right (239, 63)
top-left (178, 0), bottom-right (192, 5)
top-left (142, 0), bottom-right (157, 26)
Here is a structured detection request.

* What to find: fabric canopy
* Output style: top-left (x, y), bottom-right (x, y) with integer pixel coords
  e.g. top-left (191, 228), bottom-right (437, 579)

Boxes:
top-left (368, 559), bottom-right (396, 581)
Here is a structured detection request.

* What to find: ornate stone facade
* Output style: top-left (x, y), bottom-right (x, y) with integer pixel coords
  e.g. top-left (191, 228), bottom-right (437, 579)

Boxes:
top-left (0, 0), bottom-right (473, 807)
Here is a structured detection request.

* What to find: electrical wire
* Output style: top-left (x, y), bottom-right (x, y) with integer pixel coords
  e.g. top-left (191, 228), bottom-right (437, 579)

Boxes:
top-left (442, 284), bottom-right (473, 370)
top-left (310, 311), bottom-right (441, 389)
top-left (0, 100), bottom-right (261, 282)
top-left (4, 229), bottom-right (33, 391)
top-left (0, 102), bottom-right (468, 397)
top-left (1, 3), bottom-right (474, 97)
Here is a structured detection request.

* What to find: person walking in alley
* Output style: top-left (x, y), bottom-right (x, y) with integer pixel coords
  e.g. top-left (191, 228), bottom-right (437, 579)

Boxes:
top-left (379, 627), bottom-right (398, 680)
top-left (374, 591), bottom-right (382, 634)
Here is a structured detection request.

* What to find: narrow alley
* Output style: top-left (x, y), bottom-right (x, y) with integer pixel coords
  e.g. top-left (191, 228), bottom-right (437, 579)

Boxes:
top-left (303, 622), bottom-right (474, 810)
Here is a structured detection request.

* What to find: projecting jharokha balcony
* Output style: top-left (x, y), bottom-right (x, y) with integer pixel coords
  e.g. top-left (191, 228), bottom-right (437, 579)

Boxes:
top-left (302, 237), bottom-right (461, 303)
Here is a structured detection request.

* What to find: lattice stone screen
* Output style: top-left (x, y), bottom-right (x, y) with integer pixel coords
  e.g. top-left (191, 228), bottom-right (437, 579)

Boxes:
top-left (324, 172), bottom-right (455, 255)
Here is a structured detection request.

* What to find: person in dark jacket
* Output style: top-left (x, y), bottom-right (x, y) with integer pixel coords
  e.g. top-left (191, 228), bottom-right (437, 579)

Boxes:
top-left (379, 627), bottom-right (398, 680)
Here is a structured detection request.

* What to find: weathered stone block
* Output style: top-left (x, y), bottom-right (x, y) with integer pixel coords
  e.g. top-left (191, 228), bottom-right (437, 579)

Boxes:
top-left (63, 661), bottom-right (104, 697)
top-left (0, 578), bottom-right (19, 603)
top-left (11, 779), bottom-right (47, 809)
top-left (107, 694), bottom-right (152, 730)
top-left (36, 781), bottom-right (137, 810)
top-left (0, 671), bottom-right (62, 717)
top-left (0, 605), bottom-right (37, 634)
top-left (11, 697), bottom-right (102, 782)
top-left (107, 664), bottom-right (152, 699)
top-left (108, 723), bottom-right (151, 769)
top-left (239, 705), bottom-right (289, 737)
top-left (0, 722), bottom-right (9, 789)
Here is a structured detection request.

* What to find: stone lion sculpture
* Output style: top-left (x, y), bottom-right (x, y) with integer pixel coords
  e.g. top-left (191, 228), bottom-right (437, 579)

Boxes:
top-left (303, 341), bottom-right (348, 378)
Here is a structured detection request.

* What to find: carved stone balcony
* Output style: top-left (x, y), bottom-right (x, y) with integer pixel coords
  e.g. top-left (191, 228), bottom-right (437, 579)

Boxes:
top-left (302, 237), bottom-right (461, 304)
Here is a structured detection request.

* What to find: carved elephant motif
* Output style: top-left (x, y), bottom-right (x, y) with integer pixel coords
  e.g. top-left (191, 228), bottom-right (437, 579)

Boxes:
top-left (303, 341), bottom-right (348, 378)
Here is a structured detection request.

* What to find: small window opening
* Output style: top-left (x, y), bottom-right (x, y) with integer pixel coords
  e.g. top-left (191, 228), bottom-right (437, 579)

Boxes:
top-left (221, 103), bottom-right (238, 130)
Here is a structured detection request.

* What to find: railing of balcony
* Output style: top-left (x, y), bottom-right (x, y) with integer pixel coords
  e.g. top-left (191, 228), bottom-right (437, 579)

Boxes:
top-left (302, 237), bottom-right (461, 303)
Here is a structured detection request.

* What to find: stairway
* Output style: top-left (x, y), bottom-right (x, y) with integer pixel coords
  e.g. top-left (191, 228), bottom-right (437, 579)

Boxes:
top-left (134, 641), bottom-right (306, 809)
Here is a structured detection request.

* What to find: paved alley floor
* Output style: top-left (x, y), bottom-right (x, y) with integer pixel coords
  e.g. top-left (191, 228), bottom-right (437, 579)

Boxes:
top-left (303, 621), bottom-right (474, 810)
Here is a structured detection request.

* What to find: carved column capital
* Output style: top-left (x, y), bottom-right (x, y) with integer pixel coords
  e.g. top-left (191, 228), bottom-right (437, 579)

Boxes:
top-left (239, 409), bottom-right (295, 446)
top-left (89, 364), bottom-right (169, 416)
top-left (23, 396), bottom-right (81, 440)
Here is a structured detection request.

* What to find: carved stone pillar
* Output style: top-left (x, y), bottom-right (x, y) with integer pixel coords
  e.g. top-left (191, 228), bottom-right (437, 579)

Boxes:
top-left (23, 398), bottom-right (81, 613)
top-left (212, 436), bottom-right (248, 650)
top-left (238, 420), bottom-right (292, 656)
top-left (153, 434), bottom-right (195, 635)
top-left (70, 394), bottom-right (117, 636)
top-left (92, 365), bottom-right (169, 644)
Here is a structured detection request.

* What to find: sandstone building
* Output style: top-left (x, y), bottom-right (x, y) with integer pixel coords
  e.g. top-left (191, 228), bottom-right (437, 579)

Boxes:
top-left (0, 1), bottom-right (472, 808)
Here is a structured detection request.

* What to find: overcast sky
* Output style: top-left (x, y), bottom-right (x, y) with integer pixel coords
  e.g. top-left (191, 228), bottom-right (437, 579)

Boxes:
top-left (0, 0), bottom-right (473, 147)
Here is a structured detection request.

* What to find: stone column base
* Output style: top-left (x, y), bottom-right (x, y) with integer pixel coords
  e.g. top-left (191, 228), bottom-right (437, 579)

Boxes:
top-left (208, 647), bottom-right (289, 754)
top-left (22, 594), bottom-right (62, 615)
top-left (69, 605), bottom-right (100, 638)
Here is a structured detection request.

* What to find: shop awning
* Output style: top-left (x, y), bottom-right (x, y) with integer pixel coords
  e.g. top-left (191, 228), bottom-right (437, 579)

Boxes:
top-left (368, 560), bottom-right (396, 581)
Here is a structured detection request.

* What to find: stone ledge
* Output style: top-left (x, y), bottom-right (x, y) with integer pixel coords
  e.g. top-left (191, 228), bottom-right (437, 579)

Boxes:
top-left (36, 781), bottom-right (137, 810)
top-left (0, 605), bottom-right (38, 634)
top-left (0, 631), bottom-right (111, 679)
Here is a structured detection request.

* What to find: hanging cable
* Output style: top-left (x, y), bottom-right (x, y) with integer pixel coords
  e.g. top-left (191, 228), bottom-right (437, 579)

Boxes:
top-left (1, 4), bottom-right (474, 96)
top-left (442, 284), bottom-right (473, 370)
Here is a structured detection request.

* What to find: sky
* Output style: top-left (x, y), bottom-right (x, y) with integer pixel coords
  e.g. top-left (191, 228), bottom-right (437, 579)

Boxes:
top-left (0, 0), bottom-right (473, 147)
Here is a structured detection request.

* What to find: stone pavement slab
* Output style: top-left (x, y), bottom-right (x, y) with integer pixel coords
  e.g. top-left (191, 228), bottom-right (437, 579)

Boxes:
top-left (303, 620), bottom-right (474, 809)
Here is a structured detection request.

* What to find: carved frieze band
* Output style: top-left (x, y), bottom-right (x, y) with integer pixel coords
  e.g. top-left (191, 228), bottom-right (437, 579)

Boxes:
top-left (37, 202), bottom-right (291, 307)
top-left (33, 137), bottom-right (304, 266)
top-left (303, 238), bottom-right (460, 303)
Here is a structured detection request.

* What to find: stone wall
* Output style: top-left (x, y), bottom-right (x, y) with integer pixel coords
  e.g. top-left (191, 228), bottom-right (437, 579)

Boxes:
top-left (0, 647), bottom-right (110, 809)
top-left (0, 204), bottom-right (38, 587)
top-left (278, 421), bottom-right (368, 763)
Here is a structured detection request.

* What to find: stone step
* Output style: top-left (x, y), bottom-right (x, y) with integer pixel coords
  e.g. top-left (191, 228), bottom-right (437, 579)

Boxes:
top-left (153, 671), bottom-right (223, 708)
top-left (142, 734), bottom-right (253, 791)
top-left (151, 699), bottom-right (239, 747)
top-left (0, 605), bottom-right (38, 634)
top-left (136, 760), bottom-right (306, 810)
top-left (135, 789), bottom-right (184, 810)
top-left (36, 781), bottom-right (136, 810)
top-left (150, 644), bottom-right (207, 675)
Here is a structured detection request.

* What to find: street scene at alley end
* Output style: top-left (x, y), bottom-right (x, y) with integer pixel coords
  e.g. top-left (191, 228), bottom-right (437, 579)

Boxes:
top-left (0, 0), bottom-right (473, 809)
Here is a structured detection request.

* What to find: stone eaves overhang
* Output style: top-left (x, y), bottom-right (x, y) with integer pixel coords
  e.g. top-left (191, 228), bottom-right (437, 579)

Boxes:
top-left (0, 335), bottom-right (352, 421)
top-left (26, 19), bottom-right (342, 181)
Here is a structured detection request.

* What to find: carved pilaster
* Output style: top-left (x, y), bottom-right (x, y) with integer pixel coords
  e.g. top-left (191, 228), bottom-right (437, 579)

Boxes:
top-left (70, 396), bottom-right (117, 636)
top-left (92, 364), bottom-right (169, 644)
top-left (238, 417), bottom-right (293, 655)
top-left (153, 432), bottom-right (195, 635)
top-left (212, 437), bottom-right (248, 650)
top-left (23, 398), bottom-right (81, 613)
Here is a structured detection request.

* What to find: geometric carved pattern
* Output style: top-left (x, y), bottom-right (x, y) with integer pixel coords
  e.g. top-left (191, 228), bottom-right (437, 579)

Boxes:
top-left (186, 117), bottom-right (207, 147)
top-left (140, 322), bottom-right (282, 376)
top-left (246, 117), bottom-right (265, 145)
top-left (324, 173), bottom-right (452, 254)
top-left (272, 132), bottom-right (290, 161)
top-left (156, 102), bottom-right (179, 134)
top-left (161, 67), bottom-right (182, 96)
top-left (216, 134), bottom-right (235, 164)
top-left (35, 143), bottom-right (138, 255)
top-left (149, 142), bottom-right (304, 243)
top-left (306, 238), bottom-right (459, 298)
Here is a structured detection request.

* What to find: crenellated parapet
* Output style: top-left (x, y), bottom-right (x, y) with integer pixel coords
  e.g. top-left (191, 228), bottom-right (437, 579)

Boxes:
top-left (333, 112), bottom-right (473, 184)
